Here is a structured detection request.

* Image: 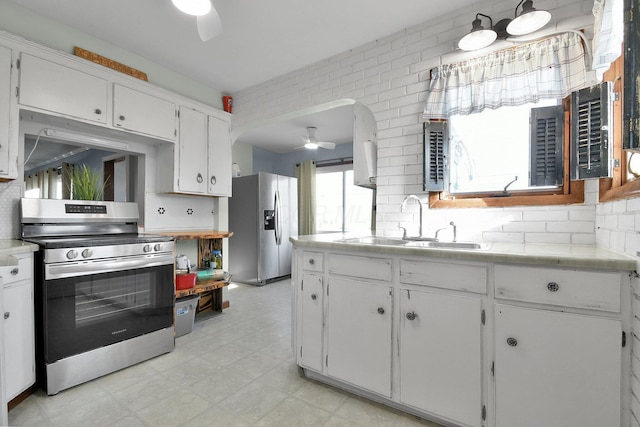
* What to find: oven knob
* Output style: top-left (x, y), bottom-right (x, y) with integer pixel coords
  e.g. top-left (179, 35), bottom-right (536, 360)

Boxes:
top-left (154, 243), bottom-right (162, 252)
top-left (66, 250), bottom-right (78, 259)
top-left (143, 244), bottom-right (152, 253)
top-left (82, 249), bottom-right (93, 258)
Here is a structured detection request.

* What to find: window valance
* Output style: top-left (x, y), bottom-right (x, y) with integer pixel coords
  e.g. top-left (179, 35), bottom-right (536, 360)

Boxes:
top-left (423, 32), bottom-right (587, 120)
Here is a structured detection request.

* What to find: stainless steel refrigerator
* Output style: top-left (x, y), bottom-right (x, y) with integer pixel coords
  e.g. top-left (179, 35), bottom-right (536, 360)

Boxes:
top-left (229, 172), bottom-right (298, 285)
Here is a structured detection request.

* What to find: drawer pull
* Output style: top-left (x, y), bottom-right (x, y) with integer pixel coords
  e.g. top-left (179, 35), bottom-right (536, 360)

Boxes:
top-left (406, 311), bottom-right (416, 321)
top-left (311, 293), bottom-right (317, 301)
top-left (507, 337), bottom-right (518, 347)
top-left (4, 312), bottom-right (9, 320)
top-left (308, 259), bottom-right (315, 265)
top-left (377, 307), bottom-right (385, 315)
top-left (94, 108), bottom-right (102, 115)
top-left (546, 282), bottom-right (560, 292)
top-left (196, 173), bottom-right (203, 183)
top-left (10, 268), bottom-right (18, 275)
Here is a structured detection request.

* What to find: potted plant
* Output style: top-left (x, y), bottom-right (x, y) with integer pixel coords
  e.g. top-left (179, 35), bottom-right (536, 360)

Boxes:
top-left (68, 164), bottom-right (109, 201)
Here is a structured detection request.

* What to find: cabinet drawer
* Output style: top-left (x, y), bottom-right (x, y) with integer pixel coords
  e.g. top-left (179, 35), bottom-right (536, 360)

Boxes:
top-left (0, 255), bottom-right (32, 286)
top-left (494, 264), bottom-right (621, 312)
top-left (302, 251), bottom-right (323, 272)
top-left (400, 259), bottom-right (487, 294)
top-left (328, 253), bottom-right (392, 282)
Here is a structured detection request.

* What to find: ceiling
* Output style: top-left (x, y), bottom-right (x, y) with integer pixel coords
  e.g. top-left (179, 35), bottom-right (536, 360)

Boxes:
top-left (7, 0), bottom-right (475, 94)
top-left (7, 0), bottom-right (476, 153)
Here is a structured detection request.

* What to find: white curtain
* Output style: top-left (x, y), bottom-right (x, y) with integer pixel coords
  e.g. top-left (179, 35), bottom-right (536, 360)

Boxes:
top-left (592, 0), bottom-right (623, 78)
top-left (295, 160), bottom-right (316, 235)
top-left (25, 167), bottom-right (59, 199)
top-left (423, 32), bottom-right (587, 119)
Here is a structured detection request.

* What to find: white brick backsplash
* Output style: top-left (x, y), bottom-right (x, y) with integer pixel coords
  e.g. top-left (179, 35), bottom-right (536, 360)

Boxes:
top-left (619, 214), bottom-right (636, 231)
top-left (522, 210), bottom-right (569, 221)
top-left (546, 221), bottom-right (595, 234)
top-left (503, 221), bottom-right (546, 233)
top-left (571, 233), bottom-right (596, 245)
top-left (482, 231), bottom-right (524, 243)
top-left (525, 232), bottom-right (571, 244)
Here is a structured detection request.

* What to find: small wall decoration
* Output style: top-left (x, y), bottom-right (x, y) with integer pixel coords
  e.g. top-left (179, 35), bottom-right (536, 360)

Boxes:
top-left (74, 46), bottom-right (148, 81)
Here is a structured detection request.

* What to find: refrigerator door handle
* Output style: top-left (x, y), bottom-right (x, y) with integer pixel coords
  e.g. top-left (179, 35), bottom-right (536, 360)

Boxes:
top-left (275, 190), bottom-right (282, 245)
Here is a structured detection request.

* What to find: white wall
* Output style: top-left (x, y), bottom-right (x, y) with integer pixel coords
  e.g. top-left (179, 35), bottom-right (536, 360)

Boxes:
top-left (232, 0), bottom-right (598, 243)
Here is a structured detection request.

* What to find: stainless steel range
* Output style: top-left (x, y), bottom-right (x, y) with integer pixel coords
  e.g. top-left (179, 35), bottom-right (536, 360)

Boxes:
top-left (21, 198), bottom-right (175, 395)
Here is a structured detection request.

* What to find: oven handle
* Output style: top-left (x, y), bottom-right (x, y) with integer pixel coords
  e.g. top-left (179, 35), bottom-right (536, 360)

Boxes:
top-left (45, 253), bottom-right (175, 280)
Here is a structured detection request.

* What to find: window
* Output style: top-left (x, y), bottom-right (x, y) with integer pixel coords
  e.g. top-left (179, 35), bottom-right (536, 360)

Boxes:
top-left (316, 165), bottom-right (373, 233)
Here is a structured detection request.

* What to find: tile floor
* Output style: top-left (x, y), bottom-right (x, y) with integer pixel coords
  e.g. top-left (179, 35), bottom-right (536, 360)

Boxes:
top-left (9, 279), bottom-right (443, 427)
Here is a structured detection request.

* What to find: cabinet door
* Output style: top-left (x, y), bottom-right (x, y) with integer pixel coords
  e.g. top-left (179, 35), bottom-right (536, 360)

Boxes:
top-left (207, 115), bottom-right (231, 196)
top-left (177, 107), bottom-right (207, 194)
top-left (113, 84), bottom-right (176, 140)
top-left (19, 54), bottom-right (107, 124)
top-left (327, 277), bottom-right (392, 397)
top-left (400, 289), bottom-right (482, 427)
top-left (3, 280), bottom-right (35, 400)
top-left (0, 45), bottom-right (11, 175)
top-left (299, 274), bottom-right (323, 372)
top-left (495, 304), bottom-right (621, 427)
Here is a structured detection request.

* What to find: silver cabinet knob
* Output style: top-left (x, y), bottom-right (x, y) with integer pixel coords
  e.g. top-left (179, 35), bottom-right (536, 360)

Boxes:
top-left (197, 173), bottom-right (203, 183)
top-left (377, 307), bottom-right (385, 315)
top-left (406, 311), bottom-right (416, 321)
top-left (119, 115), bottom-right (125, 121)
top-left (66, 250), bottom-right (78, 259)
top-left (94, 108), bottom-right (102, 115)
top-left (507, 337), bottom-right (518, 347)
top-left (311, 293), bottom-right (317, 300)
top-left (547, 282), bottom-right (559, 292)
top-left (4, 312), bottom-right (9, 320)
top-left (308, 259), bottom-right (315, 265)
top-left (81, 249), bottom-right (93, 258)
top-left (210, 176), bottom-right (217, 185)
top-left (10, 268), bottom-right (18, 275)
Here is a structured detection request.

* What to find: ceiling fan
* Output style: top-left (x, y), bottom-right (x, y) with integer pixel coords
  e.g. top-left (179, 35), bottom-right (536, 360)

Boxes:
top-left (171, 0), bottom-right (222, 42)
top-left (297, 127), bottom-right (336, 150)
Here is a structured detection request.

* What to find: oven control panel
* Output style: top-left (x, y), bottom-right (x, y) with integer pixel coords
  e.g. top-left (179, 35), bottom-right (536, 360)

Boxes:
top-left (65, 204), bottom-right (107, 214)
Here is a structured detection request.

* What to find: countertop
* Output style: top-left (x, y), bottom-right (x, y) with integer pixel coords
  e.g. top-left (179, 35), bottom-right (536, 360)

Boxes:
top-left (291, 233), bottom-right (637, 271)
top-left (0, 240), bottom-right (38, 266)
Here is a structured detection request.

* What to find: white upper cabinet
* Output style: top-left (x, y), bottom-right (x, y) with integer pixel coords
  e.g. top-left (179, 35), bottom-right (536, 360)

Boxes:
top-left (177, 106), bottom-right (207, 194)
top-left (0, 45), bottom-right (12, 177)
top-left (18, 53), bottom-right (108, 124)
top-left (113, 84), bottom-right (176, 141)
top-left (207, 114), bottom-right (231, 196)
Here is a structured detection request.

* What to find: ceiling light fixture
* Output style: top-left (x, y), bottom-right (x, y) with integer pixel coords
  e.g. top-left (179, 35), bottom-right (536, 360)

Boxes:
top-left (43, 129), bottom-right (130, 151)
top-left (458, 13), bottom-right (497, 51)
top-left (304, 142), bottom-right (319, 150)
top-left (171, 0), bottom-right (211, 17)
top-left (506, 0), bottom-right (551, 36)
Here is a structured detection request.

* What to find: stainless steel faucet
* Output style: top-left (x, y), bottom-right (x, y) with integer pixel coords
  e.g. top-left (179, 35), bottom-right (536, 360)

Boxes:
top-left (400, 195), bottom-right (423, 238)
top-left (434, 221), bottom-right (457, 241)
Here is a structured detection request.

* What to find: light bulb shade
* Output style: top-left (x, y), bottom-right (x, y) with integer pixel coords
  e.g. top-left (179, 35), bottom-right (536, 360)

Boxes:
top-left (506, 1), bottom-right (551, 35)
top-left (304, 142), bottom-right (319, 150)
top-left (458, 29), bottom-right (497, 51)
top-left (172, 0), bottom-right (211, 16)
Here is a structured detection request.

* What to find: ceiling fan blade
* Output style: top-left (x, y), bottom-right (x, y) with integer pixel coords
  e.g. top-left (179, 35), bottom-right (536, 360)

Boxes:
top-left (197, 7), bottom-right (222, 41)
top-left (318, 141), bottom-right (336, 149)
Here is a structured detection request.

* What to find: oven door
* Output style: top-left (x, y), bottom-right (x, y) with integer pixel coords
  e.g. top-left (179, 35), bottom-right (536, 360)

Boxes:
top-left (41, 253), bottom-right (174, 363)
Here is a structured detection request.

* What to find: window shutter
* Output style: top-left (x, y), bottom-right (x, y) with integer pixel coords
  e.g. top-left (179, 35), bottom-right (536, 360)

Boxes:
top-left (530, 105), bottom-right (564, 187)
top-left (423, 121), bottom-right (447, 192)
top-left (571, 82), bottom-right (611, 179)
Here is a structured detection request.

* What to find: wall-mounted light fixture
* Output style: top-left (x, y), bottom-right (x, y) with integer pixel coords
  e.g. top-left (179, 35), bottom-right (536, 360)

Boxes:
top-left (458, 0), bottom-right (551, 51)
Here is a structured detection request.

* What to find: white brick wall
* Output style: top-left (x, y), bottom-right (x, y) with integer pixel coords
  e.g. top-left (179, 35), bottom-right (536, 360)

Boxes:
top-left (232, 0), bottom-right (596, 244)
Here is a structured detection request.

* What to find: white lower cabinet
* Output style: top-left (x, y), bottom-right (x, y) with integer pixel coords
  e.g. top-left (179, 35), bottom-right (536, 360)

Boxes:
top-left (0, 253), bottom-right (35, 403)
top-left (400, 289), bottom-right (482, 427)
top-left (299, 273), bottom-right (323, 372)
top-left (327, 277), bottom-right (392, 397)
top-left (494, 304), bottom-right (621, 427)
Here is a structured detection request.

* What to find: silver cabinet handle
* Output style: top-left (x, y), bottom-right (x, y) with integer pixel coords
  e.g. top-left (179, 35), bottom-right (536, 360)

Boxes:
top-left (10, 268), bottom-right (18, 275)
top-left (4, 312), bottom-right (9, 320)
top-left (507, 337), bottom-right (518, 347)
top-left (406, 311), bottom-right (416, 321)
top-left (311, 293), bottom-right (317, 300)
top-left (119, 115), bottom-right (126, 121)
top-left (197, 173), bottom-right (203, 183)
top-left (377, 307), bottom-right (385, 315)
top-left (94, 108), bottom-right (102, 115)
top-left (210, 176), bottom-right (217, 185)
top-left (547, 282), bottom-right (559, 292)
top-left (308, 259), bottom-right (315, 265)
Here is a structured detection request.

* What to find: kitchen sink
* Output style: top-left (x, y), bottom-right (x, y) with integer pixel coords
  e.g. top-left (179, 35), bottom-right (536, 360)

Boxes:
top-left (337, 236), bottom-right (408, 246)
top-left (406, 241), bottom-right (489, 250)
